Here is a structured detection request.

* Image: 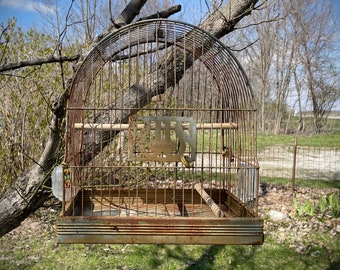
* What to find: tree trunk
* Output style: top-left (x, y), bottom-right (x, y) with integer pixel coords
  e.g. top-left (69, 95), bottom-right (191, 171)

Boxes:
top-left (0, 92), bottom-right (66, 237)
top-left (0, 0), bottom-right (259, 237)
top-left (293, 68), bottom-right (304, 133)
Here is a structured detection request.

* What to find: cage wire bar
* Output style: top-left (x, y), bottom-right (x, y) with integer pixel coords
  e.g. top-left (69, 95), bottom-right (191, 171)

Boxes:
top-left (57, 19), bottom-right (264, 245)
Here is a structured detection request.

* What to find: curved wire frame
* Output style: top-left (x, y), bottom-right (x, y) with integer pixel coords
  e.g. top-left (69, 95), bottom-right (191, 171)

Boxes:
top-left (68, 19), bottom-right (256, 109)
top-left (67, 19), bottom-right (257, 165)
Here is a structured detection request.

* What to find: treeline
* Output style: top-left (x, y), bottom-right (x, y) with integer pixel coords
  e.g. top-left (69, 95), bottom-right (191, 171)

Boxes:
top-left (228, 0), bottom-right (339, 134)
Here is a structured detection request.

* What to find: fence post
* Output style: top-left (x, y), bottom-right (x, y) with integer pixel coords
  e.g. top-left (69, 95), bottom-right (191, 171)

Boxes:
top-left (292, 138), bottom-right (297, 194)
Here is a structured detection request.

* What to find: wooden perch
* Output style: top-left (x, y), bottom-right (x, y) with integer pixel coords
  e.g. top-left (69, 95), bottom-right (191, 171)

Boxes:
top-left (74, 122), bottom-right (238, 130)
top-left (194, 184), bottom-right (224, 217)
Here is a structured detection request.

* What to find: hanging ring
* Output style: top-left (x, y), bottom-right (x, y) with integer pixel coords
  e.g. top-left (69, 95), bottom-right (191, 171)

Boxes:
top-left (180, 155), bottom-right (194, 168)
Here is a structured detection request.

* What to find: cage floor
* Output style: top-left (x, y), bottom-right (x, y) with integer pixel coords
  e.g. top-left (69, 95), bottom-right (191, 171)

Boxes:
top-left (57, 188), bottom-right (263, 245)
top-left (66, 188), bottom-right (240, 218)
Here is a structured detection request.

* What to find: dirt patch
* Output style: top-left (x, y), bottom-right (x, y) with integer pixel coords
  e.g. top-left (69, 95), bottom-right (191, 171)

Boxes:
top-left (258, 146), bottom-right (340, 180)
top-left (258, 184), bottom-right (340, 254)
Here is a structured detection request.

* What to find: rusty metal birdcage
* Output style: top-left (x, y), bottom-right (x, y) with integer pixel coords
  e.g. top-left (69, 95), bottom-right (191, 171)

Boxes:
top-left (56, 19), bottom-right (264, 245)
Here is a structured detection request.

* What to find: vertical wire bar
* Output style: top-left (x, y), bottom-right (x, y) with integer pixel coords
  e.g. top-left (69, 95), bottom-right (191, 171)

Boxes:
top-left (89, 58), bottom-right (97, 216)
top-left (118, 37), bottom-right (124, 217)
top-left (172, 24), bottom-right (177, 217)
top-left (155, 28), bottom-right (160, 216)
top-left (127, 29), bottom-right (132, 216)
top-left (163, 22), bottom-right (169, 216)
top-left (99, 69), bottom-right (104, 216)
top-left (108, 52), bottom-right (112, 216)
top-left (208, 46), bottom-right (215, 209)
top-left (183, 32), bottom-right (187, 216)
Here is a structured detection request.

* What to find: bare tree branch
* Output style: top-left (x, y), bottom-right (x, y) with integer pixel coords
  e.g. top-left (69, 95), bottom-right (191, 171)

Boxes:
top-left (97, 3), bottom-right (182, 42)
top-left (113, 0), bottom-right (148, 27)
top-left (137, 5), bottom-right (182, 21)
top-left (234, 15), bottom-right (283, 30)
top-left (0, 55), bottom-right (80, 73)
top-left (0, 4), bottom-right (182, 73)
top-left (229, 38), bottom-right (259, 52)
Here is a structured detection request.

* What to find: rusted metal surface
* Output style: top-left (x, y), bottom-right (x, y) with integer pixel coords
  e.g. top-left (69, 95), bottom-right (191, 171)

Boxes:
top-left (59, 19), bottom-right (263, 245)
top-left (128, 116), bottom-right (197, 163)
top-left (57, 188), bottom-right (263, 244)
top-left (64, 189), bottom-right (253, 218)
top-left (57, 215), bottom-right (264, 245)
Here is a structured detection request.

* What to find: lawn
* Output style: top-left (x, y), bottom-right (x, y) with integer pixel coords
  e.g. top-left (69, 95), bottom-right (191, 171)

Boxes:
top-left (1, 182), bottom-right (339, 270)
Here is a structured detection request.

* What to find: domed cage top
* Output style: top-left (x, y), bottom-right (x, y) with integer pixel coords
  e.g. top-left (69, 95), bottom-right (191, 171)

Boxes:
top-left (57, 19), bottom-right (264, 245)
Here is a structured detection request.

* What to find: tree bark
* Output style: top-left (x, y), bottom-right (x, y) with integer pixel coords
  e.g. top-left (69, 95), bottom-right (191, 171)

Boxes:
top-left (0, 92), bottom-right (66, 237)
top-left (0, 0), bottom-right (259, 237)
top-left (0, 55), bottom-right (80, 73)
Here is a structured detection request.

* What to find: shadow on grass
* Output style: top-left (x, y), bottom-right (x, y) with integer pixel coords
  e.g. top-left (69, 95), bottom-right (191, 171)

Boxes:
top-left (183, 245), bottom-right (257, 270)
top-left (184, 245), bottom-right (224, 270)
top-left (327, 261), bottom-right (340, 270)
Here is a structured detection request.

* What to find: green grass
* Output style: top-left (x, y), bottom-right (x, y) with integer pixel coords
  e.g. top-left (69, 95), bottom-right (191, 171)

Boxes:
top-left (196, 128), bottom-right (340, 152)
top-left (197, 129), bottom-right (222, 152)
top-left (260, 176), bottom-right (340, 189)
top-left (257, 133), bottom-right (340, 150)
top-left (1, 231), bottom-right (339, 270)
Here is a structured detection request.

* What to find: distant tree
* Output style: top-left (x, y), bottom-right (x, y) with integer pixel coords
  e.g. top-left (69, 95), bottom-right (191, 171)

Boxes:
top-left (290, 0), bottom-right (339, 133)
top-left (228, 0), bottom-right (296, 134)
top-left (229, 0), bottom-right (339, 134)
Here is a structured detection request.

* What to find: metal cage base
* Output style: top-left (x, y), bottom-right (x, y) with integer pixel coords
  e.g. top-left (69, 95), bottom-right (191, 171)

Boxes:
top-left (57, 188), bottom-right (264, 245)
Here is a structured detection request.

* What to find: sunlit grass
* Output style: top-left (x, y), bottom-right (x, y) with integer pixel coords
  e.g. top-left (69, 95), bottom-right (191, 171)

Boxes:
top-left (260, 176), bottom-right (340, 189)
top-left (2, 233), bottom-right (338, 270)
top-left (257, 133), bottom-right (340, 150)
top-left (197, 128), bottom-right (340, 152)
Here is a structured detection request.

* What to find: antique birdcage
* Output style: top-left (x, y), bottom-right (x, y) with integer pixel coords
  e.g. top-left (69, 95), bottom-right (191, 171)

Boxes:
top-left (55, 19), bottom-right (264, 245)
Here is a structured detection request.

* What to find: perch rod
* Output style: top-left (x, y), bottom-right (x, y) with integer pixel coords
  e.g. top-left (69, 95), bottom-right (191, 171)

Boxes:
top-left (74, 122), bottom-right (238, 130)
top-left (194, 184), bottom-right (225, 218)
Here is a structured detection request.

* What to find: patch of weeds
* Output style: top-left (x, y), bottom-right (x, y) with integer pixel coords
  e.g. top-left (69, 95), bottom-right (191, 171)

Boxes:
top-left (294, 197), bottom-right (316, 217)
top-left (328, 194), bottom-right (340, 218)
top-left (318, 195), bottom-right (329, 218)
top-left (294, 194), bottom-right (340, 219)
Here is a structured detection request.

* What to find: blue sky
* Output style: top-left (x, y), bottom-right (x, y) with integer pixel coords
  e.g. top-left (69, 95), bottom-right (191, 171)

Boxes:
top-left (0, 0), bottom-right (207, 30)
top-left (1, 0), bottom-right (339, 32)
top-left (0, 0), bottom-right (55, 29)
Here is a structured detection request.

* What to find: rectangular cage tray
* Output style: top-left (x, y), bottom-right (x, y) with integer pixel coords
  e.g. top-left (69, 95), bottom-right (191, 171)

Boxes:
top-left (57, 188), bottom-right (264, 245)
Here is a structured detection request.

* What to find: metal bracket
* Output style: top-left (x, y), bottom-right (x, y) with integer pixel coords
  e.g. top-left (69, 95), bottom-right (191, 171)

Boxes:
top-left (128, 116), bottom-right (196, 163)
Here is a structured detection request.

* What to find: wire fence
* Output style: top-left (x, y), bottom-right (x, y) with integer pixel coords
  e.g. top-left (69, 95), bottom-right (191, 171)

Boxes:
top-left (258, 145), bottom-right (340, 182)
